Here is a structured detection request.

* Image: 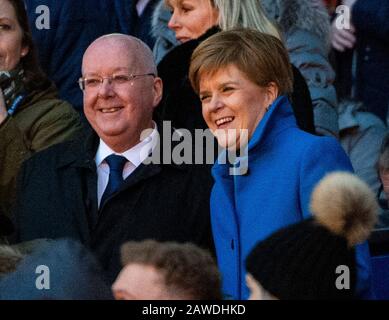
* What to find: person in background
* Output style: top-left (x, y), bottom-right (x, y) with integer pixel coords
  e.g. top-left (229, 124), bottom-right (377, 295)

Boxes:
top-left (330, 0), bottom-right (389, 124)
top-left (246, 172), bottom-right (378, 300)
top-left (112, 240), bottom-right (222, 300)
top-left (188, 29), bottom-right (372, 300)
top-left (0, 0), bottom-right (82, 219)
top-left (338, 99), bottom-right (387, 195)
top-left (0, 239), bottom-right (114, 300)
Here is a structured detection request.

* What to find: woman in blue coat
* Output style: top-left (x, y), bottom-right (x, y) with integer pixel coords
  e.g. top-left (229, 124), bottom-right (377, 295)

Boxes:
top-left (189, 29), bottom-right (372, 300)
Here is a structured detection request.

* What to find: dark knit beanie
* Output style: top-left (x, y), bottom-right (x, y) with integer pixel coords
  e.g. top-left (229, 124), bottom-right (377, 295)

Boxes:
top-left (246, 172), bottom-right (378, 300)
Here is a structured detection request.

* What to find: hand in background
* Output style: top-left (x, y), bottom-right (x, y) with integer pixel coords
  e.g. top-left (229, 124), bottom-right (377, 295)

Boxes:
top-left (0, 88), bottom-right (8, 125)
top-left (331, 21), bottom-right (356, 51)
top-left (330, 0), bottom-right (358, 52)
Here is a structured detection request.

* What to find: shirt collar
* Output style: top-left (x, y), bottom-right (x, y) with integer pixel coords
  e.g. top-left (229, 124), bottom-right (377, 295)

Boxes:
top-left (95, 121), bottom-right (158, 167)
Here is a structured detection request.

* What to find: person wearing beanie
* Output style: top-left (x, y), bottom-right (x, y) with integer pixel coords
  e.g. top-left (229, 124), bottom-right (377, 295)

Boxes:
top-left (246, 172), bottom-right (378, 300)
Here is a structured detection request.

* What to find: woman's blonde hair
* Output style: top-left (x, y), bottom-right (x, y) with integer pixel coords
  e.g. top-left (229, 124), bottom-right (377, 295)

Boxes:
top-left (215, 0), bottom-right (281, 40)
top-left (164, 0), bottom-right (281, 40)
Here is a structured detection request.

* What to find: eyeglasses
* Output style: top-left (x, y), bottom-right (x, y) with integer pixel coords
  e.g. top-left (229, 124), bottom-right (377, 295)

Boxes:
top-left (78, 73), bottom-right (155, 91)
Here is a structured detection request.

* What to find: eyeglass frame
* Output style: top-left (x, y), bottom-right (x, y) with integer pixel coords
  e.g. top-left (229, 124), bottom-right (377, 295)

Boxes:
top-left (78, 73), bottom-right (156, 91)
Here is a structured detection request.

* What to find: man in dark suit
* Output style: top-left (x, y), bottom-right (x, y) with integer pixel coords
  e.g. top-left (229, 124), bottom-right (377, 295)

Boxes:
top-left (13, 34), bottom-right (214, 283)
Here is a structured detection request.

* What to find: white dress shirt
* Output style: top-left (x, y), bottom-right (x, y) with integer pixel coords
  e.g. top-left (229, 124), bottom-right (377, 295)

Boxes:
top-left (95, 122), bottom-right (158, 207)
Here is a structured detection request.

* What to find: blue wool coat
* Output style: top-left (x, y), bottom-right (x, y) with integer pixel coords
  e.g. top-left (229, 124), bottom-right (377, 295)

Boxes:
top-left (211, 96), bottom-right (372, 299)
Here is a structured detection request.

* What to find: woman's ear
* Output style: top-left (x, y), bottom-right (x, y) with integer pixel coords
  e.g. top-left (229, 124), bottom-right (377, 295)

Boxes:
top-left (266, 82), bottom-right (279, 104)
top-left (211, 3), bottom-right (220, 27)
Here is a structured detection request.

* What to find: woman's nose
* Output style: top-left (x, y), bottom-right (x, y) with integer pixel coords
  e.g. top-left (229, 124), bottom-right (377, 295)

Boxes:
top-left (168, 12), bottom-right (180, 31)
top-left (209, 95), bottom-right (225, 112)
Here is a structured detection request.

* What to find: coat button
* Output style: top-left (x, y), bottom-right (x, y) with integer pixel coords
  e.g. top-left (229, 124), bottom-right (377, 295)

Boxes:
top-left (364, 56), bottom-right (370, 62)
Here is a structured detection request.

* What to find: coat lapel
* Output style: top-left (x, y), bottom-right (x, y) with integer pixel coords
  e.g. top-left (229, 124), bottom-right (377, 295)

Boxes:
top-left (57, 129), bottom-right (100, 242)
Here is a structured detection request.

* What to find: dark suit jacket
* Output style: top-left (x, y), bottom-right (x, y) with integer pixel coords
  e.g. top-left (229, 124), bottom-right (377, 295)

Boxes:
top-left (13, 128), bottom-right (214, 283)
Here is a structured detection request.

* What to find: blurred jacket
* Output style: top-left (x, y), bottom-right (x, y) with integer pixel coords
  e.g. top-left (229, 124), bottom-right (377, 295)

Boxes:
top-left (352, 0), bottom-right (389, 123)
top-left (338, 99), bottom-right (387, 195)
top-left (0, 239), bottom-right (113, 300)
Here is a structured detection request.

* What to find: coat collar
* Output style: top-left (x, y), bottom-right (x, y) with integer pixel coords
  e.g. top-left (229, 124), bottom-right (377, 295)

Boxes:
top-left (56, 127), bottom-right (98, 170)
top-left (247, 95), bottom-right (297, 154)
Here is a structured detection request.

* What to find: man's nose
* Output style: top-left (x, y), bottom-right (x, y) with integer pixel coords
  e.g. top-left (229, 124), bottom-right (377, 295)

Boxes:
top-left (97, 78), bottom-right (115, 98)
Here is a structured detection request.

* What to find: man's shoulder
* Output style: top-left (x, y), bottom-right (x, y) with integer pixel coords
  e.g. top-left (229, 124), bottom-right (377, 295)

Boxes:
top-left (23, 132), bottom-right (87, 171)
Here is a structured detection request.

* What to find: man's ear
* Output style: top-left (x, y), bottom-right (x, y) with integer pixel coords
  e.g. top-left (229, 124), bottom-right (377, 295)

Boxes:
top-left (152, 77), bottom-right (163, 108)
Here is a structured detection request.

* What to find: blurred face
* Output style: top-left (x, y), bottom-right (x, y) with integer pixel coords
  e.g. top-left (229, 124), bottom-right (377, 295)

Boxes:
top-left (167, 0), bottom-right (219, 43)
top-left (0, 0), bottom-right (29, 70)
top-left (112, 264), bottom-right (170, 300)
top-left (246, 274), bottom-right (277, 300)
top-left (199, 64), bottom-right (278, 150)
top-left (82, 39), bottom-right (162, 152)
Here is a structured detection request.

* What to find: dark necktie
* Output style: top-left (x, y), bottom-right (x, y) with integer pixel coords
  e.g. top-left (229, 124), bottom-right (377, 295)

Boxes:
top-left (100, 154), bottom-right (127, 207)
